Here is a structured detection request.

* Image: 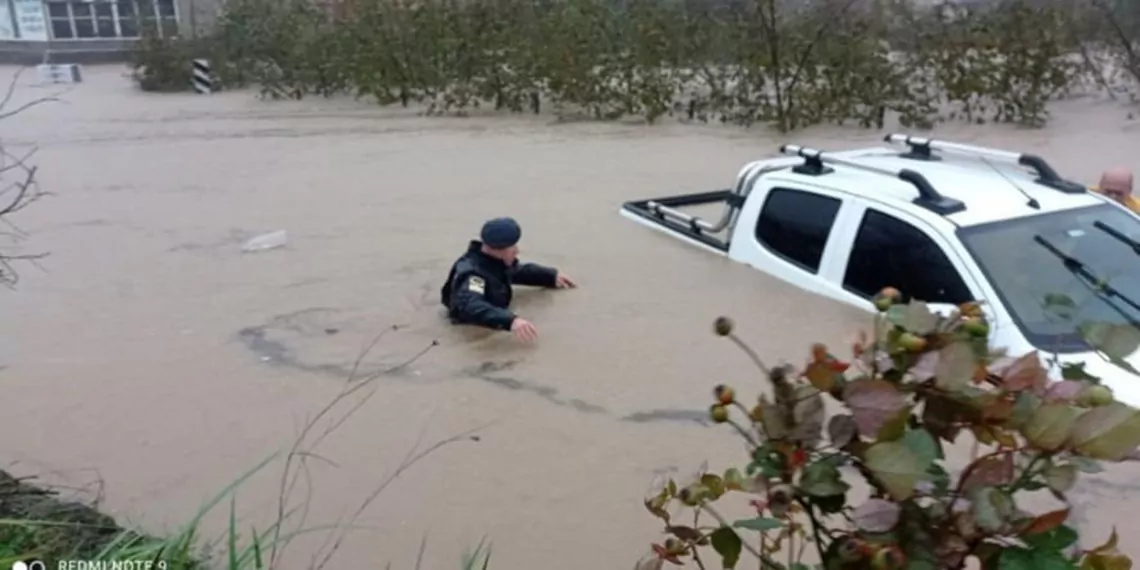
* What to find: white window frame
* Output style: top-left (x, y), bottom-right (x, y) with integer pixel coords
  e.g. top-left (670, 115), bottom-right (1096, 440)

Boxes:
top-left (47, 0), bottom-right (179, 41)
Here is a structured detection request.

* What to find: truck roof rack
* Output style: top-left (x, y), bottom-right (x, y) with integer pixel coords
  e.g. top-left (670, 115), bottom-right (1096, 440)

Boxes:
top-left (883, 133), bottom-right (1087, 195)
top-left (780, 144), bottom-right (967, 216)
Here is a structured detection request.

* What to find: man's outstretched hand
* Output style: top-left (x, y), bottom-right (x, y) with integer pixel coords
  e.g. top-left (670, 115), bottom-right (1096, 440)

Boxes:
top-left (511, 317), bottom-right (539, 343)
top-left (555, 273), bottom-right (576, 289)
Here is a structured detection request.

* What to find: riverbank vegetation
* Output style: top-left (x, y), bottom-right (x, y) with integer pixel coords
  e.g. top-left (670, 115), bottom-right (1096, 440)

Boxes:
top-left (129, 0), bottom-right (1140, 131)
top-left (0, 456), bottom-right (494, 570)
top-left (636, 293), bottom-right (1140, 570)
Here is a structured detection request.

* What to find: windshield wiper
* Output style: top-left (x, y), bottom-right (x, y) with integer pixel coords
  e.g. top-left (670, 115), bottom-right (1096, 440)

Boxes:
top-left (1033, 234), bottom-right (1140, 316)
top-left (1093, 220), bottom-right (1140, 256)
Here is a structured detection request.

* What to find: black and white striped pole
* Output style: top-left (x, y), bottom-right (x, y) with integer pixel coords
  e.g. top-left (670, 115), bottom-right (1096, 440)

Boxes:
top-left (191, 59), bottom-right (213, 94)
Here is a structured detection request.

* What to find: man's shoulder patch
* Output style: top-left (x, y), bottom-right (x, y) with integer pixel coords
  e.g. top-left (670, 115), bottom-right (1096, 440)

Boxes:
top-left (467, 275), bottom-right (486, 294)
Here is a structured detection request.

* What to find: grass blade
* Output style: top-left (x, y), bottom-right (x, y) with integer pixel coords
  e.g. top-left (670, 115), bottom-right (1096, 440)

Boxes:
top-left (227, 496), bottom-right (238, 570)
top-left (250, 527), bottom-right (263, 569)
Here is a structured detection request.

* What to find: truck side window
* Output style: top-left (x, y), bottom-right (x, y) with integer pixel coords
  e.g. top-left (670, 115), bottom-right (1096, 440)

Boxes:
top-left (843, 209), bottom-right (973, 304)
top-left (754, 188), bottom-right (842, 274)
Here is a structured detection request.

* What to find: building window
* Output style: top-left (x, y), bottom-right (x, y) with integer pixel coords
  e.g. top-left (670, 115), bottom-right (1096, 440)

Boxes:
top-left (47, 0), bottom-right (177, 40)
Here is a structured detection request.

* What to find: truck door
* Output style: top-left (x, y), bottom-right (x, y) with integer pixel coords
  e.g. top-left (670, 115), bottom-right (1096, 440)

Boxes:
top-left (730, 182), bottom-right (859, 304)
top-left (832, 203), bottom-right (985, 310)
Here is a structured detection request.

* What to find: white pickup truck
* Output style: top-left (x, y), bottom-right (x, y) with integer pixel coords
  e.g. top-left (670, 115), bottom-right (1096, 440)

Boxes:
top-left (619, 134), bottom-right (1140, 406)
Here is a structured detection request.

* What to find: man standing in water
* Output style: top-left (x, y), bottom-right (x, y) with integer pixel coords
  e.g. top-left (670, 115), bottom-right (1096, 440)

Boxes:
top-left (441, 217), bottom-right (576, 343)
top-left (1094, 167), bottom-right (1140, 214)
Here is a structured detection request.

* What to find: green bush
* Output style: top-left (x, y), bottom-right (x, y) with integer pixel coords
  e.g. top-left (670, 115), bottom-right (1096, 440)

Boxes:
top-left (127, 0), bottom-right (1130, 129)
top-left (636, 291), bottom-right (1140, 570)
top-left (1088, 0), bottom-right (1140, 102)
top-left (128, 28), bottom-right (201, 93)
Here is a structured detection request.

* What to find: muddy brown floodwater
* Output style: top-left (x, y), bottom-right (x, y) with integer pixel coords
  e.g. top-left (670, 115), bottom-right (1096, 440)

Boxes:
top-left (1, 64), bottom-right (1140, 569)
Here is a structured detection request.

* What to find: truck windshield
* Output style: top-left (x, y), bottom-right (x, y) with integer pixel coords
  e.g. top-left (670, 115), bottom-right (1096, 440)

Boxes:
top-left (957, 203), bottom-right (1140, 353)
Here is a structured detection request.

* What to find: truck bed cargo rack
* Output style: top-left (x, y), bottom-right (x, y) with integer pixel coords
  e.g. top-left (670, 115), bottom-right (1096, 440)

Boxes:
top-left (780, 144), bottom-right (967, 216)
top-left (883, 133), bottom-right (1087, 195)
top-left (621, 162), bottom-right (788, 251)
top-left (622, 189), bottom-right (739, 251)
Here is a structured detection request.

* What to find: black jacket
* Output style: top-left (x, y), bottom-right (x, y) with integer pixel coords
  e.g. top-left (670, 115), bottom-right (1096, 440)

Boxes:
top-left (440, 240), bottom-right (559, 330)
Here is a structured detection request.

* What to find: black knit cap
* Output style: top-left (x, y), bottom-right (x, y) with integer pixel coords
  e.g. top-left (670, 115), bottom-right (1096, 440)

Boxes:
top-left (480, 217), bottom-right (521, 249)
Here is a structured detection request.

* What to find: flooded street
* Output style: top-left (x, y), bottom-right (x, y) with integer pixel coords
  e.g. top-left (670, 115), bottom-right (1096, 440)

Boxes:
top-left (1, 64), bottom-right (1140, 568)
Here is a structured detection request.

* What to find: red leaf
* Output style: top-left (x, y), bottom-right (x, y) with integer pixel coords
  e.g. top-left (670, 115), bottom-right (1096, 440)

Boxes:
top-left (804, 361), bottom-right (841, 392)
top-left (843, 378), bottom-right (909, 437)
top-left (1022, 508), bottom-right (1070, 536)
top-left (995, 351), bottom-right (1048, 392)
top-left (651, 543), bottom-right (683, 565)
top-left (749, 499), bottom-right (768, 514)
top-left (789, 447), bottom-right (808, 470)
top-left (961, 453), bottom-right (1014, 491)
top-left (1043, 380), bottom-right (1085, 402)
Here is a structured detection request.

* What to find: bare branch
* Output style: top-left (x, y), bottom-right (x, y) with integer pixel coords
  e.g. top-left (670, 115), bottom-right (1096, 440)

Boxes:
top-left (0, 67), bottom-right (62, 288)
top-left (311, 420), bottom-right (493, 570)
top-left (261, 326), bottom-right (483, 570)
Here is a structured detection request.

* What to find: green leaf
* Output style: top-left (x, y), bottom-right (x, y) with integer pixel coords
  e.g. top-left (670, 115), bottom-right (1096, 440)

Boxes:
top-left (1043, 293), bottom-right (1077, 322)
top-left (799, 460), bottom-right (850, 498)
top-left (1070, 456), bottom-right (1104, 474)
top-left (998, 547), bottom-right (1078, 570)
top-left (749, 447), bottom-right (784, 479)
top-left (1045, 293), bottom-right (1077, 307)
top-left (818, 453), bottom-right (850, 467)
top-left (827, 414), bottom-right (858, 447)
top-left (905, 551), bottom-right (939, 570)
top-left (935, 340), bottom-right (976, 390)
top-left (1043, 463), bottom-right (1077, 493)
top-left (733, 517), bottom-right (785, 531)
top-left (813, 493), bottom-right (847, 515)
top-left (903, 428), bottom-right (941, 464)
top-left (1107, 356), bottom-right (1140, 376)
top-left (723, 467), bottom-right (747, 491)
top-left (1061, 362), bottom-right (1100, 382)
top-left (1079, 322), bottom-right (1140, 362)
top-left (926, 462), bottom-right (952, 494)
top-left (701, 473), bottom-right (727, 499)
top-left (970, 487), bottom-right (1009, 533)
top-left (710, 527), bottom-right (742, 569)
top-left (864, 438), bottom-right (933, 500)
top-left (904, 301), bottom-right (939, 334)
top-left (791, 385), bottom-right (827, 447)
top-left (877, 406), bottom-right (912, 442)
top-left (885, 304), bottom-right (909, 328)
top-left (1024, 525), bottom-right (1079, 552)
top-left (1022, 403), bottom-right (1082, 451)
top-left (1068, 402), bottom-right (1140, 461)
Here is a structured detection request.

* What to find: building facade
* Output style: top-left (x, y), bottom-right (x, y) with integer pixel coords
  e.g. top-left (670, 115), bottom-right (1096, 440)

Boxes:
top-left (0, 0), bottom-right (215, 64)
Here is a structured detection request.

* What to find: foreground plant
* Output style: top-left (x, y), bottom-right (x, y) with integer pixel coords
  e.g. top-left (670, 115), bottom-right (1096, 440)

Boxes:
top-left (639, 288), bottom-right (1140, 570)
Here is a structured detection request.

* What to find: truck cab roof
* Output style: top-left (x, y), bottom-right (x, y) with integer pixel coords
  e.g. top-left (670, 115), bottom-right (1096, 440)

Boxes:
top-left (755, 145), bottom-right (1105, 229)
